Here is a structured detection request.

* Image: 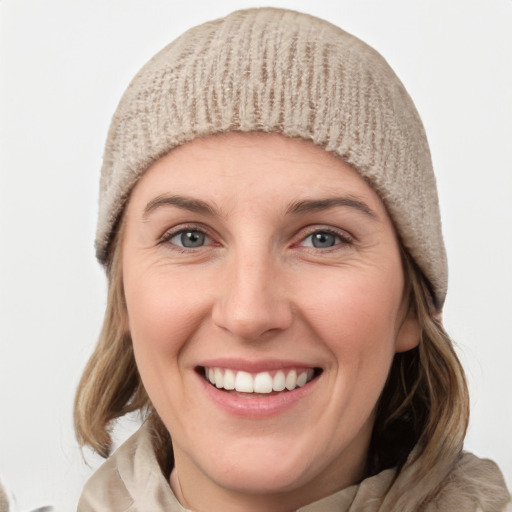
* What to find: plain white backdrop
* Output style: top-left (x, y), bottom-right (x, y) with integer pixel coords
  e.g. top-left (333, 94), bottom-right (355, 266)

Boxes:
top-left (1, 1), bottom-right (511, 510)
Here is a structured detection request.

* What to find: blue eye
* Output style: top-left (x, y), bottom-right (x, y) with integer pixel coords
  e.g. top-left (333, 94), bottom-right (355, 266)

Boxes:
top-left (169, 230), bottom-right (209, 248)
top-left (301, 230), bottom-right (347, 249)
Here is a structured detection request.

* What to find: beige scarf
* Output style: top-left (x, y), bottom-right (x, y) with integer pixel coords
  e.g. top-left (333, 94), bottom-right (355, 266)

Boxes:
top-left (78, 423), bottom-right (510, 512)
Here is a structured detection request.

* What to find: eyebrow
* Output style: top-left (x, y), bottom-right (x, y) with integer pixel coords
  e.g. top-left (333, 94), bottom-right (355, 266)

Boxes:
top-left (142, 194), bottom-right (377, 220)
top-left (286, 197), bottom-right (377, 218)
top-left (143, 195), bottom-right (217, 218)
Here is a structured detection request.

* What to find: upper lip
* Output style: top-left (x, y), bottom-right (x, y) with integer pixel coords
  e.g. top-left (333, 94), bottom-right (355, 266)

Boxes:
top-left (197, 358), bottom-right (320, 373)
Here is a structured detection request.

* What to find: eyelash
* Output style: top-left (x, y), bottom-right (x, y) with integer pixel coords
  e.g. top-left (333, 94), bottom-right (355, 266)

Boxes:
top-left (159, 224), bottom-right (354, 252)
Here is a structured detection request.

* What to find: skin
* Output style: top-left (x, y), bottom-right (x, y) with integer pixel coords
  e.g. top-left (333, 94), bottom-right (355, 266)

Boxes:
top-left (121, 132), bottom-right (420, 512)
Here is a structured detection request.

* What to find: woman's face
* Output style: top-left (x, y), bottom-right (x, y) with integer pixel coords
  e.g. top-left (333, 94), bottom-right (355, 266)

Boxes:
top-left (122, 133), bottom-right (419, 510)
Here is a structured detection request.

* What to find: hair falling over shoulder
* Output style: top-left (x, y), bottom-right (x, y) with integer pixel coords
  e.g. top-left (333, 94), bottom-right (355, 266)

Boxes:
top-left (74, 219), bottom-right (149, 458)
top-left (367, 250), bottom-right (470, 509)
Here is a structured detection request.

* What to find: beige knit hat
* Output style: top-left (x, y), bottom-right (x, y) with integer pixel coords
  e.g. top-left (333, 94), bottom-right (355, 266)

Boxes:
top-left (95, 7), bottom-right (447, 308)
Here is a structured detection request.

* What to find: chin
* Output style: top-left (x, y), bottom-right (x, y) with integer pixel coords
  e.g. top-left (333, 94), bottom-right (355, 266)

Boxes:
top-left (210, 457), bottom-right (313, 496)
top-left (186, 433), bottom-right (334, 497)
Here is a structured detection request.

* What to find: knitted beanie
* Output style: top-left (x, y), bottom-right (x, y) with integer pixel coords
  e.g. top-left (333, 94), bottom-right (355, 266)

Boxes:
top-left (95, 7), bottom-right (447, 309)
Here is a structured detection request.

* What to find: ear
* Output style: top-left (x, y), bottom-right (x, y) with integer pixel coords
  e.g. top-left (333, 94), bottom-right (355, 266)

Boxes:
top-left (395, 309), bottom-right (420, 353)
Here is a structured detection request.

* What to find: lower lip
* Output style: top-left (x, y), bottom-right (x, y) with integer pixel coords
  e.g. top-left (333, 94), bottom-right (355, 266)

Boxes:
top-left (198, 372), bottom-right (320, 418)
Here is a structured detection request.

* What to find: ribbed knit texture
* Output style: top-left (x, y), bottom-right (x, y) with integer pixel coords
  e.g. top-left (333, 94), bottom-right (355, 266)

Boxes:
top-left (96, 7), bottom-right (447, 308)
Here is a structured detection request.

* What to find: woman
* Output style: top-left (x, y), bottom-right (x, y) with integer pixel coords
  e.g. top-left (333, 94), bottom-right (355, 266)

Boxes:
top-left (74, 8), bottom-right (510, 511)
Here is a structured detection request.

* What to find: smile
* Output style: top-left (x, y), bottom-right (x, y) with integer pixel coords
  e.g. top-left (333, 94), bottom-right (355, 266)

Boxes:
top-left (202, 367), bottom-right (320, 394)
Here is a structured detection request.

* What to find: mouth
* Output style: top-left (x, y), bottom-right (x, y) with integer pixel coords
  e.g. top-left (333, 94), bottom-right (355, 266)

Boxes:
top-left (197, 366), bottom-right (323, 395)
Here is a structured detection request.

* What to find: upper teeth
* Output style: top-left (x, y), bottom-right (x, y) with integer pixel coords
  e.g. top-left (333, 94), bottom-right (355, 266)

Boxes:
top-left (205, 367), bottom-right (315, 393)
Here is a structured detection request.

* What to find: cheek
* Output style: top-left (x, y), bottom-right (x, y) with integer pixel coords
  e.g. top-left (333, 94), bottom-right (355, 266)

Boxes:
top-left (300, 267), bottom-right (403, 346)
top-left (125, 265), bottom-right (202, 348)
top-left (296, 266), bottom-right (403, 396)
top-left (123, 266), bottom-right (215, 427)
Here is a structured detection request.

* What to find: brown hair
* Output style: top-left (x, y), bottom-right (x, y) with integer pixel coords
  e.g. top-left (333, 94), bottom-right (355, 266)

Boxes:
top-left (367, 250), bottom-right (469, 508)
top-left (74, 222), bottom-right (469, 507)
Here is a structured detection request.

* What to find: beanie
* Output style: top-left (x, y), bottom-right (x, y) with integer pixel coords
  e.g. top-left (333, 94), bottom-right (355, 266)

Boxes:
top-left (95, 7), bottom-right (447, 309)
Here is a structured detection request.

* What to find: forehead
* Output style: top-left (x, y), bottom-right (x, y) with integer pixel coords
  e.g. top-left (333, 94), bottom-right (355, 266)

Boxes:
top-left (127, 133), bottom-right (387, 216)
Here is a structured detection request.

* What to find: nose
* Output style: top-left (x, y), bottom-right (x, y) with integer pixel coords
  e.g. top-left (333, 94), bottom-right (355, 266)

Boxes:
top-left (211, 251), bottom-right (293, 341)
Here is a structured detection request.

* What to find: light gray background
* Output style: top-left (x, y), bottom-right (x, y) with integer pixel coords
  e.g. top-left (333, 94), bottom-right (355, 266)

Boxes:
top-left (1, 1), bottom-right (511, 510)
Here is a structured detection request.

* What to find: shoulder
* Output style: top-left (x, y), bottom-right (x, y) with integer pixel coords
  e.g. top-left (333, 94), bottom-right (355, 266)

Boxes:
top-left (78, 458), bottom-right (133, 512)
top-left (77, 422), bottom-right (184, 512)
top-left (77, 429), bottom-right (140, 512)
top-left (425, 452), bottom-right (511, 512)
